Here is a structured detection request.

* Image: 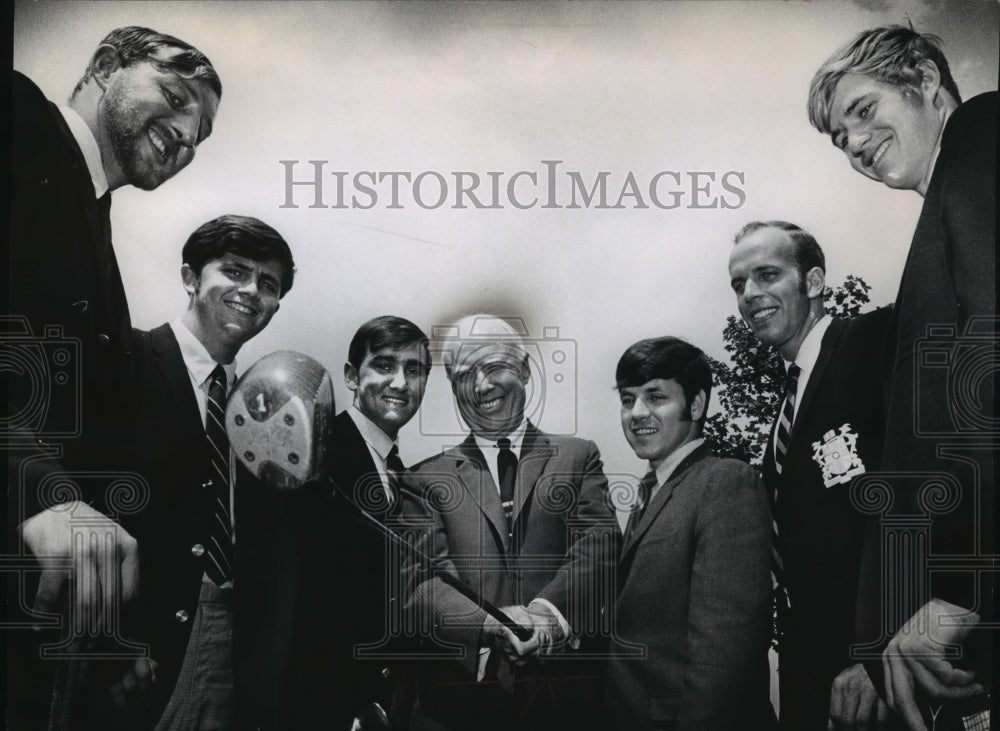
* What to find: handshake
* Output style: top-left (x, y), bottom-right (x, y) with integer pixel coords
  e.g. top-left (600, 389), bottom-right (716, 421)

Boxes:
top-left (481, 600), bottom-right (569, 667)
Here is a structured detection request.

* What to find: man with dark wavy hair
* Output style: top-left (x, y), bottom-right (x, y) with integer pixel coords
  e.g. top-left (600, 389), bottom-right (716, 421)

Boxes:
top-left (7, 26), bottom-right (223, 730)
top-left (809, 25), bottom-right (995, 731)
top-left (119, 214), bottom-right (295, 729)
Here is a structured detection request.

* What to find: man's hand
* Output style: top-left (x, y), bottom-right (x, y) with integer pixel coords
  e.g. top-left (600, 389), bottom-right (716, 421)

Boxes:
top-left (828, 663), bottom-right (889, 730)
top-left (109, 658), bottom-right (159, 713)
top-left (20, 501), bottom-right (139, 631)
top-left (482, 605), bottom-right (539, 665)
top-left (526, 600), bottom-right (567, 656)
top-left (882, 598), bottom-right (984, 731)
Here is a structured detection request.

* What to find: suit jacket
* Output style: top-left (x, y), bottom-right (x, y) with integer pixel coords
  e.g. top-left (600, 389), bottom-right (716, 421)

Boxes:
top-left (285, 410), bottom-right (409, 730)
top-left (606, 445), bottom-right (776, 731)
top-left (761, 312), bottom-right (891, 730)
top-left (855, 92), bottom-right (996, 701)
top-left (113, 323), bottom-right (304, 730)
top-left (6, 71), bottom-right (133, 730)
top-left (401, 425), bottom-right (617, 731)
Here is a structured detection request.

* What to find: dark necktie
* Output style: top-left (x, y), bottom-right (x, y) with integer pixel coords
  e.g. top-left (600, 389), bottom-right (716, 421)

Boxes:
top-left (385, 444), bottom-right (405, 513)
top-left (770, 363), bottom-right (800, 646)
top-left (205, 365), bottom-right (235, 585)
top-left (624, 469), bottom-right (658, 544)
top-left (496, 438), bottom-right (517, 540)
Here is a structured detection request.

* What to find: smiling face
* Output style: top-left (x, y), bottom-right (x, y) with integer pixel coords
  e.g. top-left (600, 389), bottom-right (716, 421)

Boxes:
top-left (98, 49), bottom-right (219, 191)
top-left (619, 378), bottom-right (704, 469)
top-left (346, 344), bottom-right (428, 441)
top-left (728, 226), bottom-right (824, 361)
top-left (827, 73), bottom-right (944, 195)
top-left (449, 342), bottom-right (529, 440)
top-left (182, 254), bottom-right (283, 363)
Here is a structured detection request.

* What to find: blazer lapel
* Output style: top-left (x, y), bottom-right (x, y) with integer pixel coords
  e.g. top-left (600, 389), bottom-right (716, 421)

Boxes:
top-left (620, 444), bottom-right (710, 559)
top-left (788, 318), bottom-right (845, 452)
top-left (513, 424), bottom-right (555, 519)
top-left (151, 324), bottom-right (210, 462)
top-left (453, 436), bottom-right (510, 553)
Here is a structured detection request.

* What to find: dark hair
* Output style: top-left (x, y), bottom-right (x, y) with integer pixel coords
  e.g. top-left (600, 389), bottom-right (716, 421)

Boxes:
top-left (348, 316), bottom-right (431, 371)
top-left (808, 25), bottom-right (961, 135)
top-left (72, 26), bottom-right (222, 100)
top-left (182, 215), bottom-right (295, 296)
top-left (615, 337), bottom-right (712, 425)
top-left (734, 220), bottom-right (826, 277)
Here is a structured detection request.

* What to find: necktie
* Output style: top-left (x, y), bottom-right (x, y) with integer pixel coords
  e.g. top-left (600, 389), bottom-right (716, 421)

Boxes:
top-left (624, 470), bottom-right (658, 544)
top-left (773, 363), bottom-right (800, 475)
top-left (770, 363), bottom-right (800, 645)
top-left (496, 438), bottom-right (517, 540)
top-left (385, 444), bottom-right (405, 514)
top-left (205, 365), bottom-right (235, 585)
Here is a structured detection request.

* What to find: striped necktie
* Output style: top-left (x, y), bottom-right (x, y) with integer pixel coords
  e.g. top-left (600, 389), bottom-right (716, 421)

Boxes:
top-left (496, 438), bottom-right (517, 540)
top-left (205, 365), bottom-right (235, 585)
top-left (774, 363), bottom-right (800, 475)
top-left (770, 363), bottom-right (800, 645)
top-left (385, 444), bottom-right (405, 515)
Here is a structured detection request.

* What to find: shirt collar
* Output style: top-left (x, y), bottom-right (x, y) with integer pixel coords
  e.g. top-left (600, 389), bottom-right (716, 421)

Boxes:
top-left (58, 106), bottom-right (109, 198)
top-left (652, 437), bottom-right (705, 487)
top-left (473, 418), bottom-right (529, 460)
top-left (785, 313), bottom-right (831, 376)
top-left (347, 405), bottom-right (397, 461)
top-left (169, 319), bottom-right (237, 388)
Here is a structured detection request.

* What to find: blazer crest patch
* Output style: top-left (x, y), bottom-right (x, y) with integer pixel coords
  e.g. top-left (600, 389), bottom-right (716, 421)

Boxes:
top-left (811, 423), bottom-right (865, 488)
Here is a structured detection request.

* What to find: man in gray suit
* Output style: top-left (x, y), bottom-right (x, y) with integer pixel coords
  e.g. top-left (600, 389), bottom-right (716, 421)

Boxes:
top-left (401, 314), bottom-right (617, 731)
top-left (605, 337), bottom-right (776, 731)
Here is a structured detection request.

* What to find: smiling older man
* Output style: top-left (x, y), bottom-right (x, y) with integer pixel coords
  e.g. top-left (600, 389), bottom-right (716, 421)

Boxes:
top-left (400, 314), bottom-right (616, 731)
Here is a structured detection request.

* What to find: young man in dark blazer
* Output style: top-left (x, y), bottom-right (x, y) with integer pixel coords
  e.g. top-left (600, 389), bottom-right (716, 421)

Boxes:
top-left (115, 215), bottom-right (296, 729)
top-left (728, 221), bottom-right (892, 730)
top-left (401, 314), bottom-right (617, 731)
top-left (607, 337), bottom-right (776, 731)
top-left (286, 315), bottom-right (431, 730)
top-left (809, 26), bottom-right (995, 730)
top-left (8, 26), bottom-right (222, 728)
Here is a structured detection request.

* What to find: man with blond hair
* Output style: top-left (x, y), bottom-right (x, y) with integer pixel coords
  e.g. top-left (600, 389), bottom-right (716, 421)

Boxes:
top-left (808, 25), bottom-right (995, 731)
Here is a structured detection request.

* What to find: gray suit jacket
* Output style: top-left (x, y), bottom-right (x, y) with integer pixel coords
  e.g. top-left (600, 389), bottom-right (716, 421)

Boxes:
top-left (606, 445), bottom-right (776, 731)
top-left (401, 423), bottom-right (617, 730)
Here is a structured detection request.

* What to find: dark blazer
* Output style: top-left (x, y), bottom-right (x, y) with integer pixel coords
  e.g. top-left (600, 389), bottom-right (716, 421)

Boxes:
top-left (606, 444), bottom-right (776, 731)
top-left (115, 323), bottom-right (304, 730)
top-left (6, 71), bottom-right (133, 730)
top-left (856, 92), bottom-right (996, 708)
top-left (761, 312), bottom-right (891, 730)
top-left (401, 425), bottom-right (617, 731)
top-left (285, 410), bottom-right (408, 730)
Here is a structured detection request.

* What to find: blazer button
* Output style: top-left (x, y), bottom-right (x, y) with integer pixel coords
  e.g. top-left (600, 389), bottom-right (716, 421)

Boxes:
top-left (191, 543), bottom-right (205, 557)
top-left (174, 609), bottom-right (189, 623)
top-left (97, 333), bottom-right (111, 345)
top-left (381, 667), bottom-right (391, 680)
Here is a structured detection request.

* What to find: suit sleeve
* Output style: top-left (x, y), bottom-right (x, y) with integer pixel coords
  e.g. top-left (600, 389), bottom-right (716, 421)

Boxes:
top-left (535, 440), bottom-right (618, 635)
top-left (399, 474), bottom-right (490, 679)
top-left (676, 461), bottom-right (772, 731)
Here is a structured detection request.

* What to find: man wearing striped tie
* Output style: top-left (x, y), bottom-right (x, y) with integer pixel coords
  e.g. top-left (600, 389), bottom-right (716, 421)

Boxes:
top-left (728, 221), bottom-right (891, 730)
top-left (116, 214), bottom-right (296, 729)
